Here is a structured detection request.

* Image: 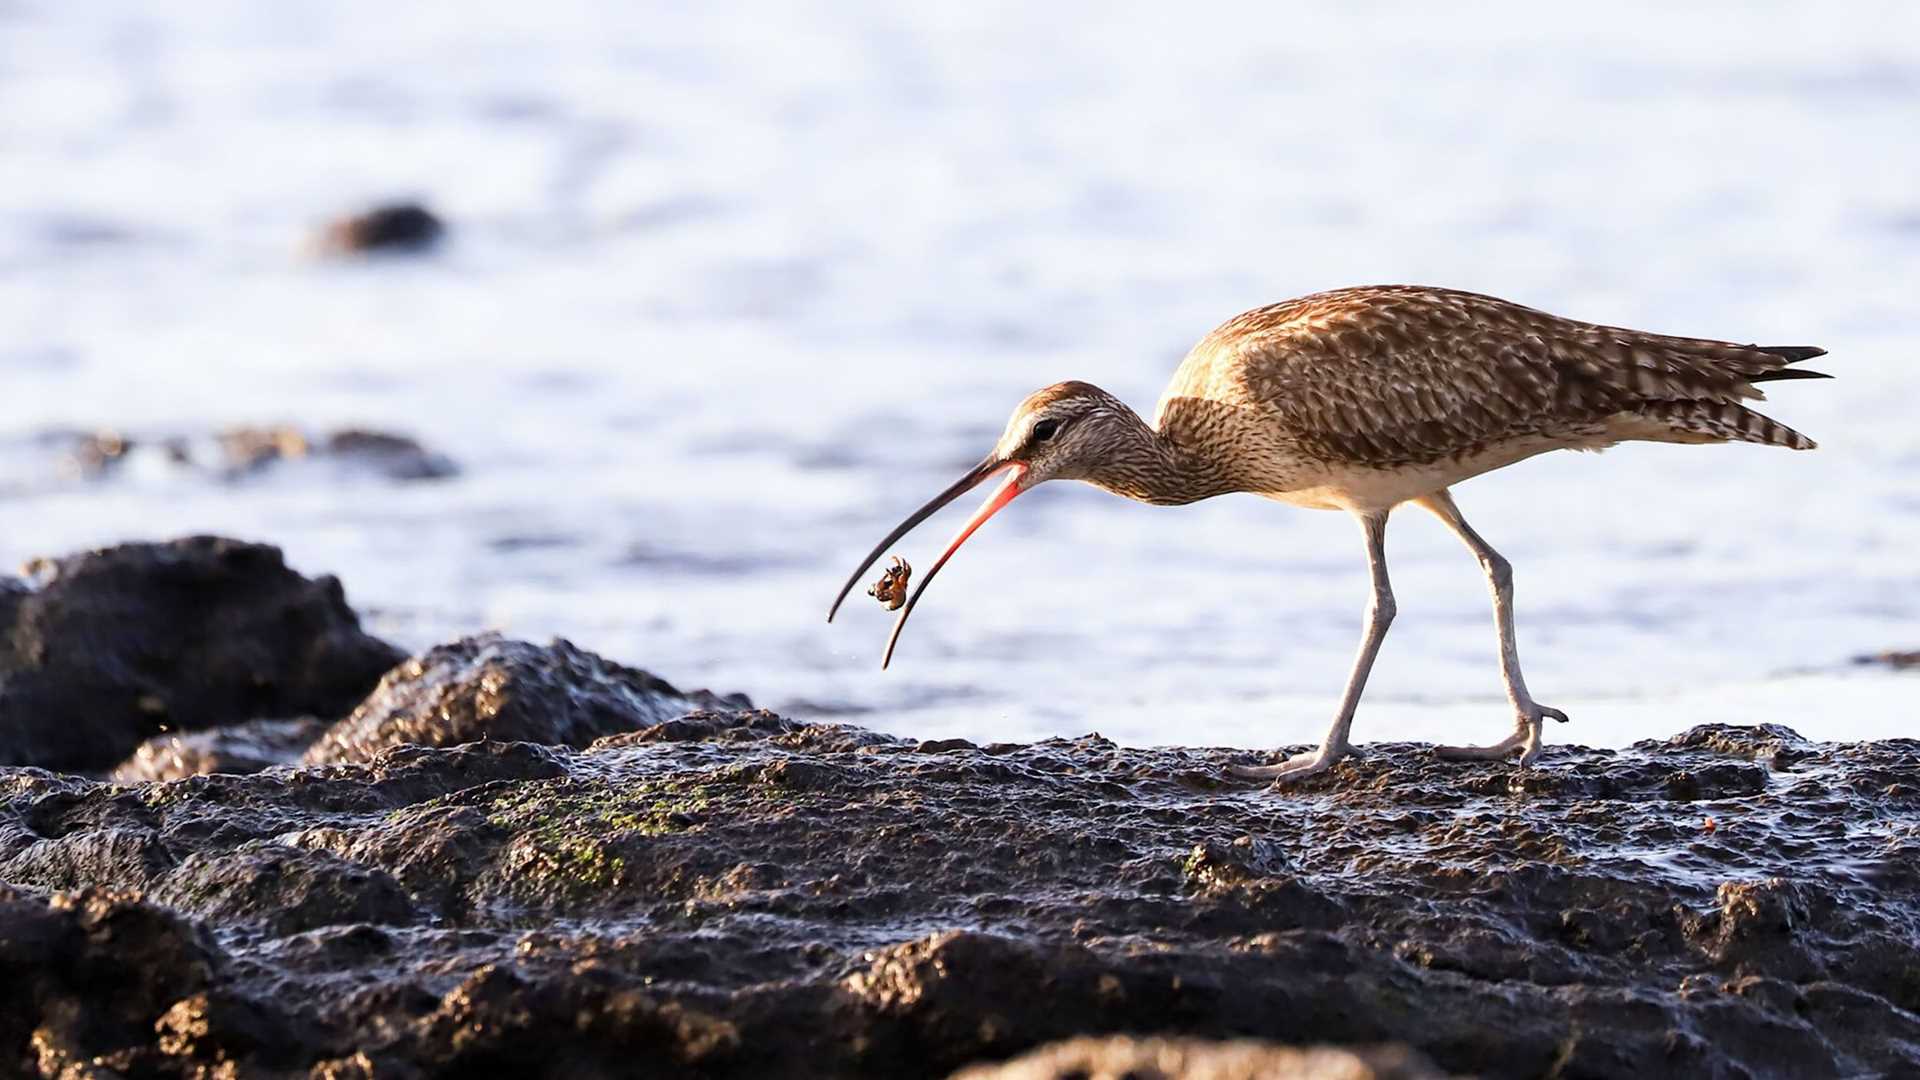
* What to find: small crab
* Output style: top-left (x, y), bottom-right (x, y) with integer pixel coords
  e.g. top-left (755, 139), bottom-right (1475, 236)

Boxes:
top-left (866, 556), bottom-right (912, 611)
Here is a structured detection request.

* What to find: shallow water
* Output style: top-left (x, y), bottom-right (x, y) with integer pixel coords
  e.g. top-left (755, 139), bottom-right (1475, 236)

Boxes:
top-left (2, 1), bottom-right (1916, 749)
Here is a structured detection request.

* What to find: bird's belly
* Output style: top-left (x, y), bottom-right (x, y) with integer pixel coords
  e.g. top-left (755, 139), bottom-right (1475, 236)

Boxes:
top-left (1259, 470), bottom-right (1453, 512)
top-left (1255, 438), bottom-right (1578, 513)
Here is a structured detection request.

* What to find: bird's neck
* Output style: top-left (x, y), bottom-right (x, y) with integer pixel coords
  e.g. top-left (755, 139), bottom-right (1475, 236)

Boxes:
top-left (1086, 406), bottom-right (1235, 506)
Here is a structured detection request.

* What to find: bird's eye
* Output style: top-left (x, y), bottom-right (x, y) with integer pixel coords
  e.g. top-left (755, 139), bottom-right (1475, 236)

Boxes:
top-left (1032, 418), bottom-right (1061, 442)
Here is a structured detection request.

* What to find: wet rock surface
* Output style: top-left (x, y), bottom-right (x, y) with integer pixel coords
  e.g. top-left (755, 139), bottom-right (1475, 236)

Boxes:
top-left (113, 717), bottom-right (331, 783)
top-left (0, 886), bottom-right (223, 1076)
top-left (0, 538), bottom-right (404, 771)
top-left (1857, 647), bottom-right (1920, 670)
top-left (38, 424), bottom-right (458, 483)
top-left (0, 545), bottom-right (1913, 1076)
top-left (315, 201), bottom-right (447, 255)
top-left (216, 426), bottom-right (459, 481)
top-left (1, 700), bottom-right (1916, 1077)
top-left (299, 633), bottom-right (752, 765)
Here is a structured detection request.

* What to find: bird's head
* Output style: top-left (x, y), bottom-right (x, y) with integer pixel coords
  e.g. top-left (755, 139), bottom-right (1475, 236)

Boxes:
top-left (988, 380), bottom-right (1134, 487)
top-left (826, 380), bottom-right (1134, 666)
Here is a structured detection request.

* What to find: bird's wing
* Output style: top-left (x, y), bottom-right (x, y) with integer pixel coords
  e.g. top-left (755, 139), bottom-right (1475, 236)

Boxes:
top-left (1194, 285), bottom-right (1823, 468)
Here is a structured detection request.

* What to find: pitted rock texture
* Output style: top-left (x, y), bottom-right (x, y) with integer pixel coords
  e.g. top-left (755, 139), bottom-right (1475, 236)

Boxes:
top-left (0, 886), bottom-right (221, 1076)
top-left (299, 633), bottom-right (752, 765)
top-left (112, 717), bottom-right (330, 783)
top-left (0, 538), bottom-right (404, 771)
top-left (1, 712), bottom-right (1916, 1078)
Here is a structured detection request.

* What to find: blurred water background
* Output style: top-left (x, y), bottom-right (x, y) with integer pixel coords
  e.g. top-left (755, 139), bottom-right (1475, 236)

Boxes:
top-left (3, 2), bottom-right (1916, 749)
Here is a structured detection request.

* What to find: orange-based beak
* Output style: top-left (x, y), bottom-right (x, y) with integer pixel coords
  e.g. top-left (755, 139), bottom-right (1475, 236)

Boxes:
top-left (827, 457), bottom-right (1031, 668)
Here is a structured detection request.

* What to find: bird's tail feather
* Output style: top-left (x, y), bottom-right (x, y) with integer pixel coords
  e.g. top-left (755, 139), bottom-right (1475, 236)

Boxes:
top-left (1748, 344), bottom-right (1831, 382)
top-left (1750, 367), bottom-right (1833, 383)
top-left (1638, 401), bottom-right (1817, 450)
top-left (1755, 345), bottom-right (1827, 362)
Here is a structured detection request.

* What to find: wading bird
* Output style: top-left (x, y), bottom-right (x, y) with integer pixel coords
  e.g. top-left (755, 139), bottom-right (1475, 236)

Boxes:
top-left (827, 286), bottom-right (1827, 783)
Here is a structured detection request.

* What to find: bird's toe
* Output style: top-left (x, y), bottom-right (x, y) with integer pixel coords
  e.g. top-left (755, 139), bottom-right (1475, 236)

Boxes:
top-left (1227, 761), bottom-right (1295, 781)
top-left (1265, 755), bottom-right (1340, 787)
top-left (1434, 734), bottom-right (1526, 761)
top-left (1256, 746), bottom-right (1355, 787)
top-left (1266, 767), bottom-right (1325, 788)
top-left (1229, 747), bottom-right (1340, 783)
top-left (1437, 704), bottom-right (1562, 765)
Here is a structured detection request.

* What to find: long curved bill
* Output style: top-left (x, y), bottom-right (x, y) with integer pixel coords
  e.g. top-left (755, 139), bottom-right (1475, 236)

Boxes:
top-left (826, 457), bottom-right (1030, 668)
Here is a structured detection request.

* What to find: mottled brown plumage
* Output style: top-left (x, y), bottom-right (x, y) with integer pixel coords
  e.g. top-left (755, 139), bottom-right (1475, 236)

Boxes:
top-left (1149, 285), bottom-right (1824, 509)
top-left (829, 284), bottom-right (1829, 784)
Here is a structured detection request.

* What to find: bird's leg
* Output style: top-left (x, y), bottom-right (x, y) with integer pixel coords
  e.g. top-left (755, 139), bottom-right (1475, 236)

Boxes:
top-left (1230, 510), bottom-right (1393, 784)
top-left (1415, 490), bottom-right (1568, 767)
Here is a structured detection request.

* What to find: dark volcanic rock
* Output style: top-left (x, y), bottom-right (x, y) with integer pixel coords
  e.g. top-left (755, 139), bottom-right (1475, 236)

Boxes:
top-left (0, 826), bottom-right (175, 892)
top-left (44, 424), bottom-right (458, 483)
top-left (150, 840), bottom-right (417, 936)
top-left (0, 538), bottom-right (404, 771)
top-left (300, 633), bottom-right (750, 765)
top-left (323, 427), bottom-right (459, 480)
top-left (112, 716), bottom-right (329, 782)
top-left (214, 425), bottom-right (459, 481)
top-left (1857, 647), bottom-right (1920, 670)
top-left (318, 200), bottom-right (446, 254)
top-left (0, 886), bottom-right (223, 1075)
top-left (41, 425), bottom-right (135, 475)
top-left (2, 715), bottom-right (1918, 1078)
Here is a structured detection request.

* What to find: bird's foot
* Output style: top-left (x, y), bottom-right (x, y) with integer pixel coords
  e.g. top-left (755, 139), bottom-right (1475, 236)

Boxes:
top-left (1434, 701), bottom-right (1568, 767)
top-left (1228, 743), bottom-right (1353, 785)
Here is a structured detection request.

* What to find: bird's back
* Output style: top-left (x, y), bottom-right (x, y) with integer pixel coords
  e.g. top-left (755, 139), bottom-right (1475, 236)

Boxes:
top-left (1153, 285), bottom-right (1825, 500)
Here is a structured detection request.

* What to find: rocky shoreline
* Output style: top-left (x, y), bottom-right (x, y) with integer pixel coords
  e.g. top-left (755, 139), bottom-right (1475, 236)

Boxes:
top-left (2, 539), bottom-right (1917, 1078)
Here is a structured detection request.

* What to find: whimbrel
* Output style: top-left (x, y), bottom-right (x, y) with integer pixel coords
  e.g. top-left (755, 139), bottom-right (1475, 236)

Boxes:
top-left (828, 285), bottom-right (1828, 783)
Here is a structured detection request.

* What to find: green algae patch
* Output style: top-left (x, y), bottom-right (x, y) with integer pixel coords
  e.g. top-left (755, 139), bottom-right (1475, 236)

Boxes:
top-left (483, 779), bottom-right (716, 840)
top-left (474, 778), bottom-right (728, 902)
